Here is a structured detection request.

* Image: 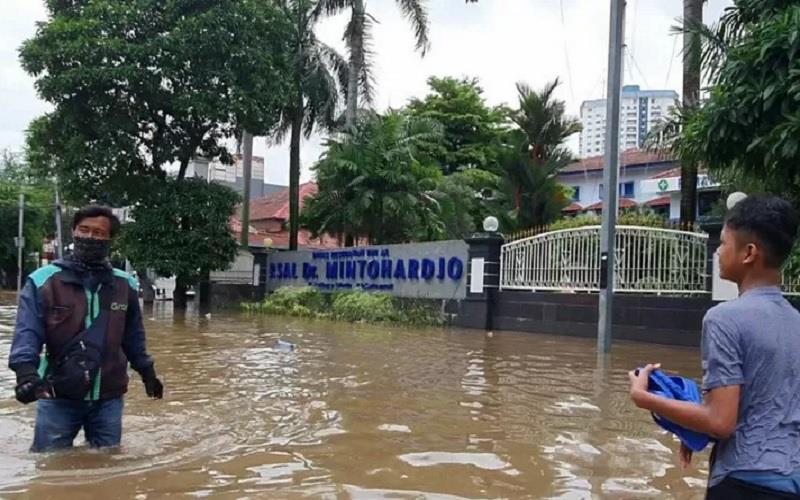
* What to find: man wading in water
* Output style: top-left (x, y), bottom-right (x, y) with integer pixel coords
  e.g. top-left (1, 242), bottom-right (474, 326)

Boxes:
top-left (8, 205), bottom-right (163, 452)
top-left (629, 195), bottom-right (800, 499)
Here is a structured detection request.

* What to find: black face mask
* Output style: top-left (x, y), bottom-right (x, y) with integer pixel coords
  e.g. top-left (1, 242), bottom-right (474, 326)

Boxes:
top-left (71, 237), bottom-right (111, 264)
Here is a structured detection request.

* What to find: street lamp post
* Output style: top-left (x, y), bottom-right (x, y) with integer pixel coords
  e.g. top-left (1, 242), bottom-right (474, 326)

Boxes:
top-left (597, 0), bottom-right (626, 354)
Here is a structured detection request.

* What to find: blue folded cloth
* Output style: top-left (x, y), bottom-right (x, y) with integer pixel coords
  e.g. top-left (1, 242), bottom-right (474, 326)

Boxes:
top-left (640, 368), bottom-right (712, 452)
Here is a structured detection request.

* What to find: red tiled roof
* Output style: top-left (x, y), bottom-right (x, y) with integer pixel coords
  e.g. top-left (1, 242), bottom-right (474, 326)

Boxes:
top-left (583, 198), bottom-right (638, 211)
top-left (650, 167), bottom-right (681, 179)
top-left (232, 228), bottom-right (342, 250)
top-left (562, 202), bottom-right (583, 212)
top-left (649, 167), bottom-right (708, 179)
top-left (229, 217), bottom-right (257, 235)
top-left (562, 149), bottom-right (675, 174)
top-left (645, 196), bottom-right (671, 207)
top-left (244, 182), bottom-right (318, 222)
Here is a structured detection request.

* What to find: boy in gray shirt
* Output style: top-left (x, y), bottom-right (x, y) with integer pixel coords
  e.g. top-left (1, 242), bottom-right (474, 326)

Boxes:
top-left (629, 195), bottom-right (800, 499)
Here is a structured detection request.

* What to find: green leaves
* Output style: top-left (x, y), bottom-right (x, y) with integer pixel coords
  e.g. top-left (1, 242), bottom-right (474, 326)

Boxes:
top-left (23, 0), bottom-right (293, 204)
top-left (406, 76), bottom-right (509, 175)
top-left (303, 111), bottom-right (446, 244)
top-left (682, 4), bottom-right (800, 203)
top-left (118, 177), bottom-right (239, 284)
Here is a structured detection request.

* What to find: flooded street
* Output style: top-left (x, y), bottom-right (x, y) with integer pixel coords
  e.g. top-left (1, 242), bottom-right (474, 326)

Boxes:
top-left (0, 294), bottom-right (709, 499)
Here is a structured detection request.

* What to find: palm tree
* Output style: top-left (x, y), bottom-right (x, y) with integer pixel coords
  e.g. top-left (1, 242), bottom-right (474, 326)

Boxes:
top-left (504, 79), bottom-right (581, 226)
top-left (304, 111), bottom-right (444, 244)
top-left (317, 0), bottom-right (430, 127)
top-left (511, 78), bottom-right (582, 164)
top-left (274, 0), bottom-right (349, 250)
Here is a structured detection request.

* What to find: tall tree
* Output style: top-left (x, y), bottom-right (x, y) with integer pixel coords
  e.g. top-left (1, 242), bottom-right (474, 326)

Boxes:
top-left (406, 76), bottom-right (509, 175)
top-left (505, 79), bottom-right (581, 226)
top-left (318, 0), bottom-right (429, 127)
top-left (303, 111), bottom-right (445, 244)
top-left (681, 1), bottom-right (800, 203)
top-left (118, 178), bottom-right (240, 309)
top-left (22, 0), bottom-right (292, 305)
top-left (274, 0), bottom-right (348, 250)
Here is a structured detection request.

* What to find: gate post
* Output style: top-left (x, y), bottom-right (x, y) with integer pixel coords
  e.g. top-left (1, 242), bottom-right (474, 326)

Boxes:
top-left (455, 232), bottom-right (504, 330)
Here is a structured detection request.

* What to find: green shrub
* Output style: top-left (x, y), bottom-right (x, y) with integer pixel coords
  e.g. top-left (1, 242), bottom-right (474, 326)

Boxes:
top-left (331, 292), bottom-right (401, 323)
top-left (242, 286), bottom-right (446, 326)
top-left (266, 286), bottom-right (325, 310)
top-left (550, 210), bottom-right (675, 231)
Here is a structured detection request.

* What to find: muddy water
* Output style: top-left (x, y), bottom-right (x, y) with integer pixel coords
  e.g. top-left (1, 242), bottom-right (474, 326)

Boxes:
top-left (0, 295), bottom-right (709, 499)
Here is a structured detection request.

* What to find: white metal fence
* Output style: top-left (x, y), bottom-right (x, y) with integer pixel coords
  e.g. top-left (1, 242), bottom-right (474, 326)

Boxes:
top-left (784, 273), bottom-right (800, 296)
top-left (500, 226), bottom-right (709, 294)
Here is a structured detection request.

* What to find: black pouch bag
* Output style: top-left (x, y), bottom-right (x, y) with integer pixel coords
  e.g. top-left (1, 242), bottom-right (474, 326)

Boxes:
top-left (46, 286), bottom-right (112, 400)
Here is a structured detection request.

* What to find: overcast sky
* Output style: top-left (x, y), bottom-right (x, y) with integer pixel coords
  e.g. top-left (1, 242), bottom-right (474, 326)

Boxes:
top-left (1, 0), bottom-right (731, 187)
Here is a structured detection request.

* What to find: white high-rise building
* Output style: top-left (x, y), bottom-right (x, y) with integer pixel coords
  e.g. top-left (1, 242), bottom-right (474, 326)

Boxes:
top-left (579, 85), bottom-right (679, 158)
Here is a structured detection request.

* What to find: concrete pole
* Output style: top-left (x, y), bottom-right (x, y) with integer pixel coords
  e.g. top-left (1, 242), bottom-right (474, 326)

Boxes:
top-left (240, 130), bottom-right (253, 247)
top-left (16, 193), bottom-right (25, 296)
top-left (597, 0), bottom-right (626, 354)
top-left (54, 179), bottom-right (64, 260)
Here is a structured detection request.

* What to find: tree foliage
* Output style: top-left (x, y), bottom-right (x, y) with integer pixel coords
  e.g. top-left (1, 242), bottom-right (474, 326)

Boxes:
top-left (317, 0), bottom-right (429, 126)
top-left (273, 0), bottom-right (348, 250)
top-left (681, 1), bottom-right (800, 203)
top-left (0, 152), bottom-right (53, 287)
top-left (503, 79), bottom-right (579, 227)
top-left (22, 0), bottom-right (292, 205)
top-left (406, 76), bottom-right (508, 175)
top-left (118, 178), bottom-right (239, 285)
top-left (303, 111), bottom-right (445, 244)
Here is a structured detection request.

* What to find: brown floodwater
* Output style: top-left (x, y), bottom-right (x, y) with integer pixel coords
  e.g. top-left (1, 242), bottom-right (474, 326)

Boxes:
top-left (0, 293), bottom-right (710, 499)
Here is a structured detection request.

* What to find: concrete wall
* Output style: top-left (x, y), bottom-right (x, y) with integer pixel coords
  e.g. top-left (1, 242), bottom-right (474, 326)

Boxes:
top-left (209, 283), bottom-right (264, 310)
top-left (448, 290), bottom-right (800, 347)
top-left (491, 291), bottom-right (712, 347)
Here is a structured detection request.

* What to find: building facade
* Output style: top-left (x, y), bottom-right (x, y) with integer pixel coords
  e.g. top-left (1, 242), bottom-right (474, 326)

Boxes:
top-left (579, 85), bottom-right (679, 158)
top-left (558, 150), bottom-right (722, 220)
top-left (187, 155), bottom-right (284, 199)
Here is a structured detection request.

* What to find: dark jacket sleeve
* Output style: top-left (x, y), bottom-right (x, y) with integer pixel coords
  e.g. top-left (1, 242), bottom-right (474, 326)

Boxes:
top-left (122, 285), bottom-right (153, 373)
top-left (8, 280), bottom-right (46, 373)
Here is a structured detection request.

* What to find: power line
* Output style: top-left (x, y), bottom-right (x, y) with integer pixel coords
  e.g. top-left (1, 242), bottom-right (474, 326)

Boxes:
top-left (664, 34), bottom-right (679, 87)
top-left (559, 0), bottom-right (576, 103)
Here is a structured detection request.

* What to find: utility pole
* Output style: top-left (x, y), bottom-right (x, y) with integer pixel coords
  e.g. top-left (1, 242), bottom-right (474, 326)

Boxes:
top-left (54, 178), bottom-right (64, 259)
top-left (680, 0), bottom-right (702, 226)
top-left (597, 0), bottom-right (626, 354)
top-left (16, 193), bottom-right (25, 296)
top-left (240, 130), bottom-right (253, 247)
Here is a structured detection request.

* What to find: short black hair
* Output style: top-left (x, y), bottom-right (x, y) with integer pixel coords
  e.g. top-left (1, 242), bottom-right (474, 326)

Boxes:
top-left (725, 195), bottom-right (799, 268)
top-left (72, 205), bottom-right (121, 238)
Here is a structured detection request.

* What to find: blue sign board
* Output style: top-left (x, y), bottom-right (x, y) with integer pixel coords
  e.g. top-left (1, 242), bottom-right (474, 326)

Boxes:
top-left (266, 240), bottom-right (469, 299)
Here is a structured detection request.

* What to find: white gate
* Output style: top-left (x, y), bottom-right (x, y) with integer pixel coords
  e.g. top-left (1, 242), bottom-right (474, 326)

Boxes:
top-left (500, 225), bottom-right (709, 294)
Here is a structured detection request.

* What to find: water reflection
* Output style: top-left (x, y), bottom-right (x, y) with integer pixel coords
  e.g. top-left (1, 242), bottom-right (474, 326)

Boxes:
top-left (0, 294), bottom-right (708, 498)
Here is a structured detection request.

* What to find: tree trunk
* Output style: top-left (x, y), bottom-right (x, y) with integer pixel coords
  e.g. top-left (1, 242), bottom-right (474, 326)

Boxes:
top-left (240, 130), bottom-right (253, 247)
top-left (289, 105), bottom-right (303, 251)
top-left (174, 274), bottom-right (189, 310)
top-left (345, 0), bottom-right (365, 128)
top-left (680, 0), bottom-right (702, 226)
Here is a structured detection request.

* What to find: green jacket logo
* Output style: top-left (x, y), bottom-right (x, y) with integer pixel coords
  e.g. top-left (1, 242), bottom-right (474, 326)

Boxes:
top-left (111, 302), bottom-right (128, 312)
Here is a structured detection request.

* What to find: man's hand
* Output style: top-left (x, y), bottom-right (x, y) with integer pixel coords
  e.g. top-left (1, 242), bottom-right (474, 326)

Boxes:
top-left (679, 442), bottom-right (693, 470)
top-left (14, 366), bottom-right (52, 404)
top-left (628, 363), bottom-right (660, 408)
top-left (138, 364), bottom-right (163, 399)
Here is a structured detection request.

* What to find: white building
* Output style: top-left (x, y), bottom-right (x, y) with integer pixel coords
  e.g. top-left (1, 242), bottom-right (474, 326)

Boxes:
top-left (558, 149), bottom-right (722, 221)
top-left (579, 85), bottom-right (679, 158)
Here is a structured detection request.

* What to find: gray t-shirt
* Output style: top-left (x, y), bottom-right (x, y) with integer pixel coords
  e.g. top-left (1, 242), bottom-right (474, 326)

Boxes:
top-left (701, 287), bottom-right (800, 487)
